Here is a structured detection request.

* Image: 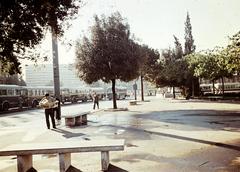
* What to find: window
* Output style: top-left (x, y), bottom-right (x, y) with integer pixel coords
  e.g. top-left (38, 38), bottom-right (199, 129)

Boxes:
top-left (7, 89), bottom-right (14, 95)
top-left (16, 89), bottom-right (21, 95)
top-left (0, 89), bottom-right (7, 95)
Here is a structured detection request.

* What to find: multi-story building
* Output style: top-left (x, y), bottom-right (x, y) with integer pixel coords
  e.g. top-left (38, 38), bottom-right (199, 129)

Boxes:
top-left (24, 64), bottom-right (157, 97)
top-left (24, 64), bottom-right (86, 87)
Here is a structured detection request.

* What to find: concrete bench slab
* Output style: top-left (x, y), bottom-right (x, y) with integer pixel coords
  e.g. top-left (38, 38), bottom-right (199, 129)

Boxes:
top-left (0, 139), bottom-right (125, 172)
top-left (62, 111), bottom-right (90, 127)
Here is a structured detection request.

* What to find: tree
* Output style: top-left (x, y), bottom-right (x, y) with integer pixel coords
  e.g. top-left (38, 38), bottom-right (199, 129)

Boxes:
top-left (186, 52), bottom-right (217, 93)
top-left (173, 35), bottom-right (183, 60)
top-left (225, 31), bottom-right (240, 73)
top-left (0, 74), bottom-right (26, 85)
top-left (184, 12), bottom-right (198, 96)
top-left (186, 49), bottom-right (233, 95)
top-left (0, 0), bottom-right (80, 74)
top-left (138, 45), bottom-right (160, 101)
top-left (155, 48), bottom-right (189, 98)
top-left (75, 12), bottom-right (141, 109)
top-left (184, 12), bottom-right (196, 55)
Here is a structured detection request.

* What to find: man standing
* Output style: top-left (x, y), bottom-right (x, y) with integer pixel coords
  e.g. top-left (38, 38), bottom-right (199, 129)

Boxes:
top-left (93, 92), bottom-right (99, 110)
top-left (39, 93), bottom-right (56, 129)
top-left (53, 97), bottom-right (61, 125)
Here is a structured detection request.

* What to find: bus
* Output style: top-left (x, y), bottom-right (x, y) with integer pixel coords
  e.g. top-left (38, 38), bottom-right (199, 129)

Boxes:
top-left (0, 84), bottom-right (105, 111)
top-left (0, 84), bottom-right (25, 111)
top-left (107, 86), bottom-right (127, 100)
top-left (61, 87), bottom-right (89, 104)
top-left (24, 86), bottom-right (54, 107)
top-left (200, 82), bottom-right (240, 95)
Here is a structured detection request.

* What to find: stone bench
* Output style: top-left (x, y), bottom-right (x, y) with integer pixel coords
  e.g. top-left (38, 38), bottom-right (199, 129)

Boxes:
top-left (0, 139), bottom-right (125, 172)
top-left (129, 100), bottom-right (137, 105)
top-left (62, 111), bottom-right (90, 127)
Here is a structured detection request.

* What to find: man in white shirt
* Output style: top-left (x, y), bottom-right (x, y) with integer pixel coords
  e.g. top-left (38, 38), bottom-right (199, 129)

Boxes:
top-left (39, 93), bottom-right (56, 129)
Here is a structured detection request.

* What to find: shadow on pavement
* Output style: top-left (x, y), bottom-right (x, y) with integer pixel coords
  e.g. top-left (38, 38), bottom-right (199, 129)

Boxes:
top-left (101, 124), bottom-right (240, 151)
top-left (145, 129), bottom-right (240, 151)
top-left (66, 165), bottom-right (83, 172)
top-left (106, 164), bottom-right (128, 172)
top-left (52, 128), bottom-right (85, 138)
top-left (134, 109), bottom-right (240, 131)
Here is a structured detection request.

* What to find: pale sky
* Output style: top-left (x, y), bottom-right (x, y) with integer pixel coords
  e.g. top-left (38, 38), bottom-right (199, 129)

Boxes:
top-left (22, 0), bottom-right (240, 66)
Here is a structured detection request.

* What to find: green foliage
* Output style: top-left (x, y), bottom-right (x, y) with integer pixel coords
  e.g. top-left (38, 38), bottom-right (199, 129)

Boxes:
top-left (0, 74), bottom-right (26, 85)
top-left (156, 59), bottom-right (189, 88)
top-left (186, 49), bottom-right (233, 82)
top-left (75, 12), bottom-right (141, 108)
top-left (225, 31), bottom-right (240, 72)
top-left (75, 12), bottom-right (140, 84)
top-left (0, 0), bottom-right (80, 74)
top-left (185, 53), bottom-right (209, 78)
top-left (155, 48), bottom-right (189, 88)
top-left (184, 12), bottom-right (195, 55)
top-left (173, 35), bottom-right (183, 60)
top-left (138, 45), bottom-right (160, 83)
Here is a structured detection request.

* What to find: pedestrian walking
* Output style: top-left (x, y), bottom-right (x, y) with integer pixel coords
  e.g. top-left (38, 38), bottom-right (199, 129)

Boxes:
top-left (39, 93), bottom-right (56, 129)
top-left (92, 92), bottom-right (99, 110)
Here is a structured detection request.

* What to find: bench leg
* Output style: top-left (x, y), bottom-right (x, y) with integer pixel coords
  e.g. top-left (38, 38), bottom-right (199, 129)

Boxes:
top-left (75, 116), bottom-right (82, 126)
top-left (65, 118), bottom-right (75, 127)
top-left (101, 151), bottom-right (109, 171)
top-left (82, 114), bottom-right (87, 125)
top-left (59, 153), bottom-right (71, 172)
top-left (17, 155), bottom-right (33, 172)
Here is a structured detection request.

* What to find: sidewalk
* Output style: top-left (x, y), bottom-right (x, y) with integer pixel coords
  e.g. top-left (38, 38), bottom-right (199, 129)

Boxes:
top-left (0, 97), bottom-right (240, 171)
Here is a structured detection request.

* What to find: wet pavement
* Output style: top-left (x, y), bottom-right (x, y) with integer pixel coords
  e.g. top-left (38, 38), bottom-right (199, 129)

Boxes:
top-left (0, 97), bottom-right (240, 171)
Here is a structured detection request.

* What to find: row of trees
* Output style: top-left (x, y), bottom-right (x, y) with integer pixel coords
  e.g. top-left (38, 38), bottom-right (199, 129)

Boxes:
top-left (74, 12), bottom-right (201, 108)
top-left (186, 31), bottom-right (240, 95)
top-left (155, 14), bottom-right (240, 98)
top-left (151, 12), bottom-right (197, 98)
top-left (75, 11), bottom-right (240, 108)
top-left (74, 11), bottom-right (201, 108)
top-left (75, 12), bottom-right (160, 108)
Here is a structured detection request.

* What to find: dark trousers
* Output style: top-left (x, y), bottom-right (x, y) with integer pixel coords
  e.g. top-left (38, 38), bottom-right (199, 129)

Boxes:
top-left (93, 101), bottom-right (99, 109)
top-left (45, 108), bottom-right (56, 129)
top-left (53, 107), bottom-right (61, 120)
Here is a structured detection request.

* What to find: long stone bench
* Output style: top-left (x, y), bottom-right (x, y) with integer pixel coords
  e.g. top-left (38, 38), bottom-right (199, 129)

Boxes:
top-left (62, 111), bottom-right (90, 127)
top-left (0, 139), bottom-right (125, 172)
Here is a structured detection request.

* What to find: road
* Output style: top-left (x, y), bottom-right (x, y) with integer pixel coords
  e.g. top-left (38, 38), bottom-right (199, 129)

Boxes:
top-left (0, 97), bottom-right (240, 172)
top-left (0, 99), bottom-right (128, 129)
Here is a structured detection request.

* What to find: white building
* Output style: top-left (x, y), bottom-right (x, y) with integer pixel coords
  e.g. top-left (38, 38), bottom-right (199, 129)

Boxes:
top-left (25, 64), bottom-right (86, 87)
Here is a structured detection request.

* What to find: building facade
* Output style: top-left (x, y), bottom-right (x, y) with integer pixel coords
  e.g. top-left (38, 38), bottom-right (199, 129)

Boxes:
top-left (25, 64), bottom-right (86, 87)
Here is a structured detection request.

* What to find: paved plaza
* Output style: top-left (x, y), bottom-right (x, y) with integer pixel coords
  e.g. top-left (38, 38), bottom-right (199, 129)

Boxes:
top-left (0, 97), bottom-right (240, 172)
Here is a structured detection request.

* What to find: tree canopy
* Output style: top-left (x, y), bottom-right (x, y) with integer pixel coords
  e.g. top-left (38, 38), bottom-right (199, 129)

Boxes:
top-left (184, 12), bottom-right (195, 55)
top-left (0, 0), bottom-right (80, 74)
top-left (75, 12), bottom-right (141, 109)
top-left (138, 45), bottom-right (160, 83)
top-left (225, 31), bottom-right (240, 73)
top-left (0, 74), bottom-right (26, 86)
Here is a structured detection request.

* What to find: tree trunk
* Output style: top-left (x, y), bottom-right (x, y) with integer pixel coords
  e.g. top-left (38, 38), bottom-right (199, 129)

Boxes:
top-left (173, 86), bottom-right (176, 99)
top-left (191, 80), bottom-right (195, 97)
top-left (141, 75), bottom-right (144, 101)
top-left (221, 77), bottom-right (225, 95)
top-left (111, 79), bottom-right (117, 109)
top-left (51, 24), bottom-right (61, 119)
top-left (212, 80), bottom-right (215, 94)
